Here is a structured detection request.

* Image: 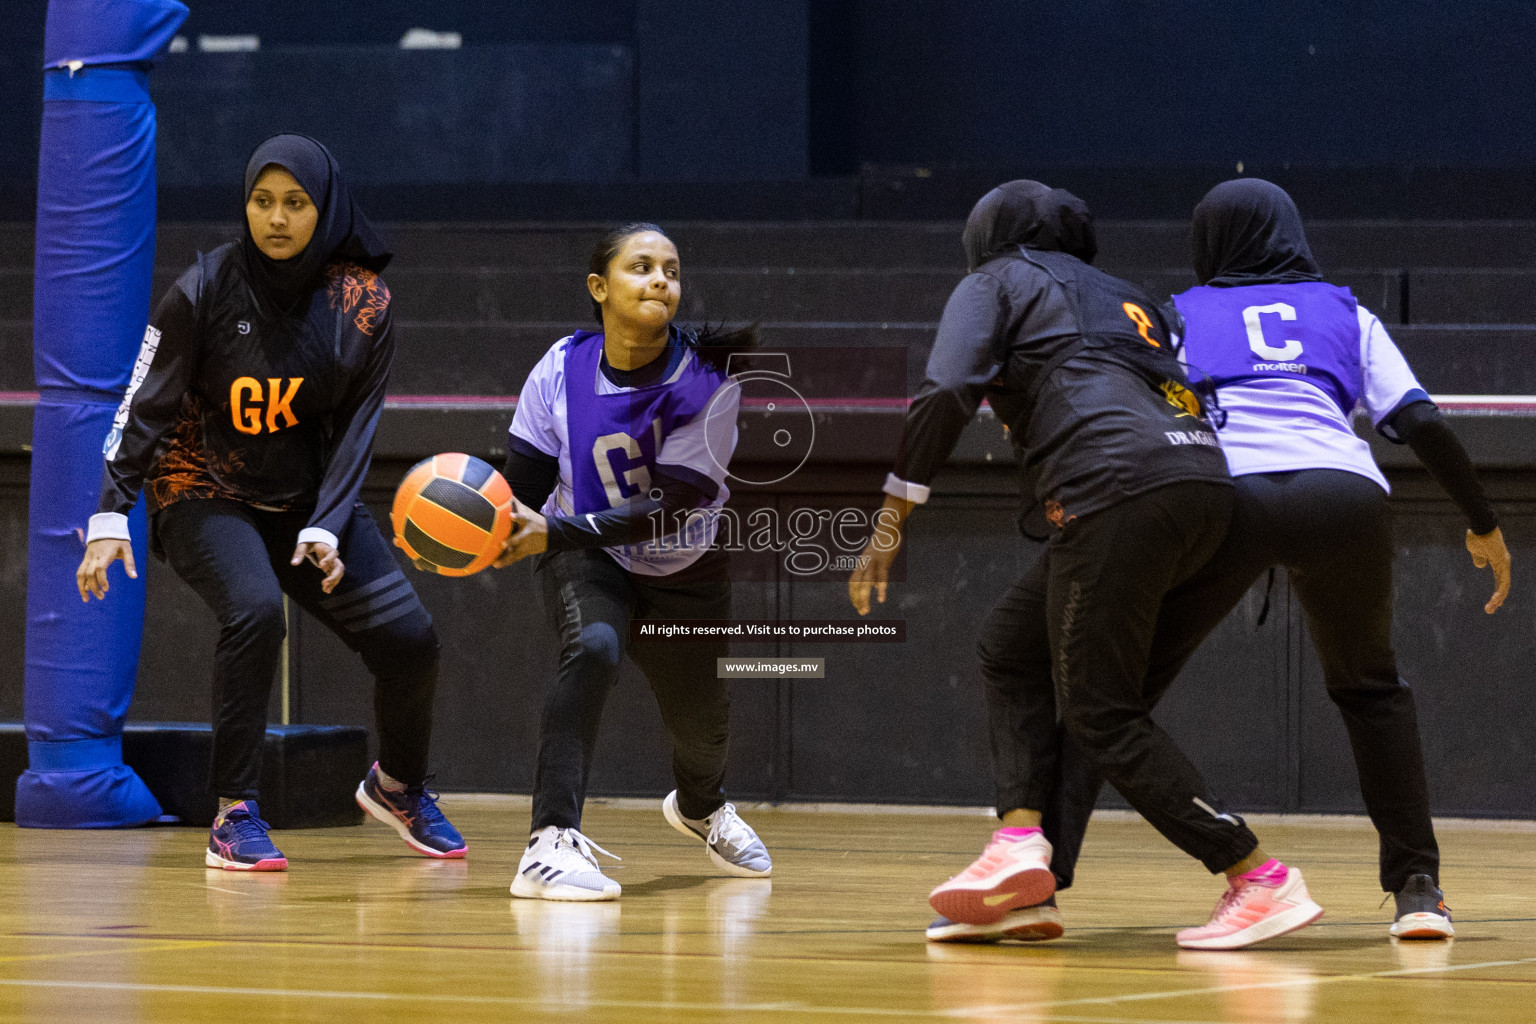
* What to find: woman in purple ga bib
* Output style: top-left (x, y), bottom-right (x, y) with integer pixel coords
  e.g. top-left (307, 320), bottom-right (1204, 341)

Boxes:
top-left (493, 223), bottom-right (772, 901)
top-left (1152, 178), bottom-right (1510, 939)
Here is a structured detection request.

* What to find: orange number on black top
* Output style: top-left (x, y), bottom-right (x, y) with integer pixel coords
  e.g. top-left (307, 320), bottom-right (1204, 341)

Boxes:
top-left (1122, 302), bottom-right (1160, 348)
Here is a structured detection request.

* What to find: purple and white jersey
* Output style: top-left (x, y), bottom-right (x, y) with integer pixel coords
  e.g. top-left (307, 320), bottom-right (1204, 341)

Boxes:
top-left (1175, 282), bottom-right (1428, 490)
top-left (509, 330), bottom-right (740, 575)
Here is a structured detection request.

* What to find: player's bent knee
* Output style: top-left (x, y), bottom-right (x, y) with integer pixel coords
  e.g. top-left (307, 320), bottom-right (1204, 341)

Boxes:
top-left (1323, 668), bottom-right (1405, 695)
top-left (976, 637), bottom-right (1044, 682)
top-left (394, 609), bottom-right (439, 651)
top-left (566, 622), bottom-right (622, 672)
top-left (229, 598), bottom-right (287, 647)
top-left (392, 616), bottom-right (441, 669)
top-left (975, 635), bottom-right (1005, 676)
top-left (359, 610), bottom-right (440, 677)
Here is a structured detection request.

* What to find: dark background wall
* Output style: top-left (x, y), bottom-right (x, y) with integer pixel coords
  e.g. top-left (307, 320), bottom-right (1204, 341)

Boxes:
top-left (5, 3), bottom-right (1536, 217)
top-left (838, 0), bottom-right (1536, 170)
top-left (0, 0), bottom-right (809, 217)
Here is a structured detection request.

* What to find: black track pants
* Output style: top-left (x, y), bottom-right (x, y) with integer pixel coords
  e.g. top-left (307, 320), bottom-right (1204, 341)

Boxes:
top-left (977, 480), bottom-right (1262, 877)
top-left (988, 469), bottom-right (1439, 892)
top-left (158, 498), bottom-right (440, 801)
top-left (530, 547), bottom-right (731, 832)
top-left (1142, 469), bottom-right (1438, 891)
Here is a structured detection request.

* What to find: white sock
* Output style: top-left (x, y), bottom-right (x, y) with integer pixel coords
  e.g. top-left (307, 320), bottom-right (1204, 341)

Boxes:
top-left (376, 767), bottom-right (408, 793)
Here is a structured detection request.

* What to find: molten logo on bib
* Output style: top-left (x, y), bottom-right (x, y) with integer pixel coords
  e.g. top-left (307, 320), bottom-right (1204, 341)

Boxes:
top-left (230, 376), bottom-right (304, 435)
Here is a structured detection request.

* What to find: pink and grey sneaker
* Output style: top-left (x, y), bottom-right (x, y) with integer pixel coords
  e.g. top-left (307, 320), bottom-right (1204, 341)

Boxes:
top-left (205, 800), bottom-right (288, 871)
top-left (1176, 861), bottom-right (1323, 950)
top-left (928, 827), bottom-right (1056, 925)
top-left (355, 763), bottom-right (467, 859)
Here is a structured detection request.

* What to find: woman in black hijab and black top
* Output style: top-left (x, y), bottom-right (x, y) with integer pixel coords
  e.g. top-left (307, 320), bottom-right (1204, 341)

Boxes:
top-left (75, 134), bottom-right (466, 870)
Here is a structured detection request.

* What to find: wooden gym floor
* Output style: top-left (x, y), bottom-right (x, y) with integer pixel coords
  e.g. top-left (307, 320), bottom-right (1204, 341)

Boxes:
top-left (0, 797), bottom-right (1532, 1023)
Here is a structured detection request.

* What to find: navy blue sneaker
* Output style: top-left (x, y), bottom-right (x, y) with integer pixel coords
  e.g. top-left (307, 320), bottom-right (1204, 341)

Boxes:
top-left (355, 763), bottom-right (467, 858)
top-left (205, 800), bottom-right (287, 871)
top-left (1390, 874), bottom-right (1455, 939)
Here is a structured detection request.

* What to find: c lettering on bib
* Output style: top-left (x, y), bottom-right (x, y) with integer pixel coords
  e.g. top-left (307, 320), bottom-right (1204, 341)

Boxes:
top-left (1242, 303), bottom-right (1304, 362)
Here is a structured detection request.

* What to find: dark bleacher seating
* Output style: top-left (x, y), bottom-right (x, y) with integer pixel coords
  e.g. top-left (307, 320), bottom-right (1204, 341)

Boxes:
top-left (6, 219), bottom-right (1532, 399)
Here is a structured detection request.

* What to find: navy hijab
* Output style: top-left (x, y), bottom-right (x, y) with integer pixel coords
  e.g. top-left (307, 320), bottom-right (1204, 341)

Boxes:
top-left (1192, 178), bottom-right (1323, 287)
top-left (240, 134), bottom-right (391, 312)
top-left (962, 179), bottom-right (1097, 272)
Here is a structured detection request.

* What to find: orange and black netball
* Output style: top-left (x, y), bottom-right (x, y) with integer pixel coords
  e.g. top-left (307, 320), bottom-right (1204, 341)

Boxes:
top-left (392, 453), bottom-right (513, 576)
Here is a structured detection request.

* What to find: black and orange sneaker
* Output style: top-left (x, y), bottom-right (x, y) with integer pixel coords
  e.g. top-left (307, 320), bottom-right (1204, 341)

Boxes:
top-left (1390, 874), bottom-right (1454, 939)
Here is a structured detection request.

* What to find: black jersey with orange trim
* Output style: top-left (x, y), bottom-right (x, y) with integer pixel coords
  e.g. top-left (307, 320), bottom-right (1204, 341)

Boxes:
top-left (97, 242), bottom-right (393, 543)
top-left (894, 248), bottom-right (1231, 527)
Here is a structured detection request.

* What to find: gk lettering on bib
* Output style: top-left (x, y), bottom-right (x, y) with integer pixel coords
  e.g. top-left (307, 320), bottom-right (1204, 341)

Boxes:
top-left (230, 376), bottom-right (304, 435)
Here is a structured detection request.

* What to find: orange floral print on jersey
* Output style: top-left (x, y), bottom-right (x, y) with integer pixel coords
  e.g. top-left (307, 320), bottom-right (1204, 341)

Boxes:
top-left (146, 395), bottom-right (302, 516)
top-left (146, 395), bottom-right (242, 511)
top-left (326, 262), bottom-right (391, 336)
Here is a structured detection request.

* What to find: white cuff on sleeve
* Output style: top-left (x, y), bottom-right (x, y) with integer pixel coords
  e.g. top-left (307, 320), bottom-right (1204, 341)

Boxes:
top-left (882, 473), bottom-right (932, 505)
top-left (86, 512), bottom-right (131, 543)
top-left (296, 527), bottom-right (340, 550)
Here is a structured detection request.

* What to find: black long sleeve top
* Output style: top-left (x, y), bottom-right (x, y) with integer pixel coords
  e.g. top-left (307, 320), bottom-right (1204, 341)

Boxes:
top-left (89, 243), bottom-right (393, 551)
top-left (1384, 400), bottom-right (1499, 534)
top-left (888, 249), bottom-right (1230, 525)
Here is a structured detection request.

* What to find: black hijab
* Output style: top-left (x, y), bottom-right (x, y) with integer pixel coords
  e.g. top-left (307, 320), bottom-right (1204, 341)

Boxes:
top-left (1192, 178), bottom-right (1322, 287)
top-left (962, 179), bottom-right (1097, 272)
top-left (240, 133), bottom-right (391, 313)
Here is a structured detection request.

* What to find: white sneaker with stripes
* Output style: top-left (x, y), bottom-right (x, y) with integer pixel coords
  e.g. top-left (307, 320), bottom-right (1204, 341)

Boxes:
top-left (510, 826), bottom-right (621, 901)
top-left (662, 791), bottom-right (772, 877)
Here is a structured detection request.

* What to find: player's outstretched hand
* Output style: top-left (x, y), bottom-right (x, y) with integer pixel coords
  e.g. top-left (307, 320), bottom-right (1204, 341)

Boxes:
top-left (849, 540), bottom-right (898, 616)
top-left (1466, 526), bottom-right (1511, 614)
top-left (494, 497), bottom-right (547, 568)
top-left (849, 497), bottom-right (913, 615)
top-left (292, 541), bottom-right (345, 594)
top-left (76, 538), bottom-right (136, 602)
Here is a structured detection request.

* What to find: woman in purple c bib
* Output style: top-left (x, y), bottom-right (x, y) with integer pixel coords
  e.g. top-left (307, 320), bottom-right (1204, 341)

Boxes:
top-left (1155, 179), bottom-right (1510, 940)
top-left (494, 223), bottom-right (773, 901)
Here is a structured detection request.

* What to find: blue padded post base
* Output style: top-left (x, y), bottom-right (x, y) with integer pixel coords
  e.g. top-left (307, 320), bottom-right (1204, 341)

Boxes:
top-left (18, 399), bottom-right (160, 829)
top-left (24, 0), bottom-right (186, 829)
top-left (16, 728), bottom-right (159, 828)
top-left (14, 765), bottom-right (162, 830)
top-left (1, 723), bottom-right (367, 829)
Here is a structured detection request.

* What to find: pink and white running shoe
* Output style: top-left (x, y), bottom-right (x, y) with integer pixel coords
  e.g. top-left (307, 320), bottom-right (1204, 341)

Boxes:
top-left (1176, 865), bottom-right (1324, 950)
top-left (928, 828), bottom-right (1055, 925)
